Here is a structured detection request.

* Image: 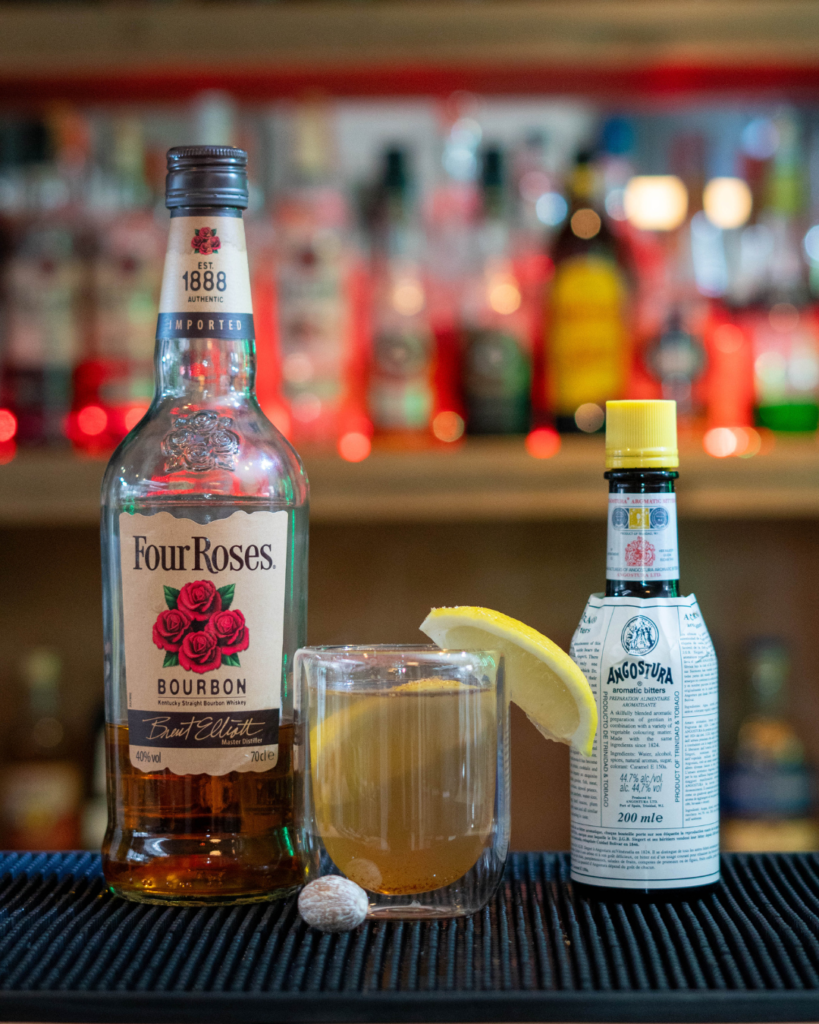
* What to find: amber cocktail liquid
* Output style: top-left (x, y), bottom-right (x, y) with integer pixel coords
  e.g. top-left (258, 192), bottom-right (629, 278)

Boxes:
top-left (312, 683), bottom-right (494, 894)
top-left (298, 646), bottom-right (509, 919)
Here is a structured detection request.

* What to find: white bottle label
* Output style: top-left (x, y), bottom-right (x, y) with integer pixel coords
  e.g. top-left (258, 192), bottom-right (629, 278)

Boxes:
top-left (156, 214), bottom-right (254, 340)
top-left (570, 594), bottom-right (719, 889)
top-left (607, 493), bottom-right (679, 581)
top-left (119, 509), bottom-right (288, 775)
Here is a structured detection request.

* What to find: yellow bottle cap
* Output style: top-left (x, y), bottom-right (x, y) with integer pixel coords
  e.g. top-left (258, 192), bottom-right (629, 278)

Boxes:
top-left (605, 400), bottom-right (678, 470)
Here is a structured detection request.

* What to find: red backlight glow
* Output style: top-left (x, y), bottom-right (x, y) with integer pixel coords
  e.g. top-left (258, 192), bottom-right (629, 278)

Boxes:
top-left (338, 431), bottom-right (371, 463)
top-left (0, 409), bottom-right (17, 443)
top-left (77, 405), bottom-right (108, 437)
top-left (525, 428), bottom-right (561, 460)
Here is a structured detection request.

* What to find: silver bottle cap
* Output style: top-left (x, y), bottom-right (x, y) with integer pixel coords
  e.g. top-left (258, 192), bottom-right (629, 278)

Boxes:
top-left (165, 146), bottom-right (249, 210)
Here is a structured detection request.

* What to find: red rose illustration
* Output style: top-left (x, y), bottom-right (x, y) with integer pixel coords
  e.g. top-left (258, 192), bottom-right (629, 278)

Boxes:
top-left (191, 227), bottom-right (220, 254)
top-left (179, 630), bottom-right (222, 672)
top-left (206, 609), bottom-right (249, 655)
top-left (152, 608), bottom-right (192, 652)
top-left (177, 580), bottom-right (222, 621)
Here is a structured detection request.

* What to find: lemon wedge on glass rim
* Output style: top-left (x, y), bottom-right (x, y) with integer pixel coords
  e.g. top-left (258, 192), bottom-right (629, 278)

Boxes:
top-left (420, 606), bottom-right (597, 756)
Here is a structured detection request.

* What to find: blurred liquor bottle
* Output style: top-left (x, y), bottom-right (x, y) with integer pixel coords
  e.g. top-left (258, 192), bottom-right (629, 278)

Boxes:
top-left (461, 145), bottom-right (531, 435)
top-left (746, 111), bottom-right (819, 432)
top-left (643, 231), bottom-right (708, 426)
top-left (638, 133), bottom-right (708, 426)
top-left (509, 131), bottom-right (558, 433)
top-left (644, 309), bottom-right (707, 424)
top-left (71, 116), bottom-right (163, 452)
top-left (367, 147), bottom-right (435, 443)
top-left (273, 99), bottom-right (357, 447)
top-left (0, 114), bottom-right (86, 446)
top-left (545, 151), bottom-right (631, 433)
top-left (0, 649), bottom-right (82, 850)
top-left (426, 99), bottom-right (482, 437)
top-left (722, 640), bottom-right (818, 852)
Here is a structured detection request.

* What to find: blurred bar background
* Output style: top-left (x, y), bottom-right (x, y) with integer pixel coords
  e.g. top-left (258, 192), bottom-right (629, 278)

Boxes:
top-left (1, 0), bottom-right (818, 858)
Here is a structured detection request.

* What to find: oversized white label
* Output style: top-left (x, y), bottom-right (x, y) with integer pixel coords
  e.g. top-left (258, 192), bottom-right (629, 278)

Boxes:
top-left (607, 493), bottom-right (679, 582)
top-left (119, 509), bottom-right (288, 775)
top-left (570, 594), bottom-right (719, 889)
top-left (156, 215), bottom-right (254, 340)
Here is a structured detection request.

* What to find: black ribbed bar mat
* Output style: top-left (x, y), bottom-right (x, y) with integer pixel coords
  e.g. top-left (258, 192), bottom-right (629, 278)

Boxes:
top-left (2, 853), bottom-right (819, 1022)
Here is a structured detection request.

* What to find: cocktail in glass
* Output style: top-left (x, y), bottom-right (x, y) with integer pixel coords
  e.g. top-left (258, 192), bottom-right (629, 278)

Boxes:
top-left (296, 645), bottom-right (509, 919)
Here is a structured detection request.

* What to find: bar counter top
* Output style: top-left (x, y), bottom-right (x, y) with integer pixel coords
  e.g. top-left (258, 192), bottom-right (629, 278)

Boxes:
top-left (1, 851), bottom-right (819, 1023)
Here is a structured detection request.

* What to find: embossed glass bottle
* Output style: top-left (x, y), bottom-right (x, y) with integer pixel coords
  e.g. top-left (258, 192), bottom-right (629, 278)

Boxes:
top-left (101, 147), bottom-right (314, 904)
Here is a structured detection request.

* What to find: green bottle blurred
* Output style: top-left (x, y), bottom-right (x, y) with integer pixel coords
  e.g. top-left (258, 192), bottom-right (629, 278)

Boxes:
top-left (751, 110), bottom-right (819, 433)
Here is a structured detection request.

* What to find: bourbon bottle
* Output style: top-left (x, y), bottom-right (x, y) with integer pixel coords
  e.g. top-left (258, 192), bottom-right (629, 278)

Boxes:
top-left (101, 147), bottom-right (314, 904)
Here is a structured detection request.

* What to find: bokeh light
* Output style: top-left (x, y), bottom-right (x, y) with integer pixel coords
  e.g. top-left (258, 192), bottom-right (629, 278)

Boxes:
top-left (570, 208), bottom-right (601, 240)
top-left (338, 431), bottom-right (371, 462)
top-left (703, 426), bottom-right (763, 459)
top-left (124, 406), bottom-right (148, 432)
top-left (525, 427), bottom-right (561, 459)
top-left (575, 403), bottom-right (605, 433)
top-left (703, 427), bottom-right (738, 458)
top-left (804, 225), bottom-right (819, 263)
top-left (77, 405), bottom-right (107, 436)
top-left (703, 177), bottom-right (753, 230)
top-left (392, 278), bottom-right (425, 317)
top-left (535, 192), bottom-right (568, 226)
top-left (432, 410), bottom-right (465, 443)
top-left (488, 276), bottom-right (521, 315)
top-left (0, 409), bottom-right (17, 443)
top-left (624, 176), bottom-right (688, 231)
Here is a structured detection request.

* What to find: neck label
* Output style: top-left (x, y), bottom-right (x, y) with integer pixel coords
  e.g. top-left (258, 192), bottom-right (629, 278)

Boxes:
top-left (157, 215), bottom-right (254, 340)
top-left (606, 493), bottom-right (679, 582)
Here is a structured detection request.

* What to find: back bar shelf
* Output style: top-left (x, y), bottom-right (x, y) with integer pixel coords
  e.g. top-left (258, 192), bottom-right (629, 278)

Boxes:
top-left (1, 437), bottom-right (819, 526)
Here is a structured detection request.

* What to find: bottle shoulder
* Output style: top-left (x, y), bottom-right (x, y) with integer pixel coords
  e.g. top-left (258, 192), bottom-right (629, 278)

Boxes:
top-left (102, 399), bottom-right (309, 510)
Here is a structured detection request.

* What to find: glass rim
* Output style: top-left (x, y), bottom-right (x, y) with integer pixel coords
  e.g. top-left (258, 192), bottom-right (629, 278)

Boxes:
top-left (296, 644), bottom-right (502, 660)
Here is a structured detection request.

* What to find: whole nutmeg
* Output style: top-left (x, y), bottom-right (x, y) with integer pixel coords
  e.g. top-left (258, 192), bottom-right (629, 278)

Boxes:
top-left (298, 875), bottom-right (369, 932)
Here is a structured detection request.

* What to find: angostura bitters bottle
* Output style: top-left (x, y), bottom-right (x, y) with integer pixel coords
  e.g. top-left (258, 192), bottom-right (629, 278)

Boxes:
top-left (569, 401), bottom-right (719, 898)
top-left (101, 147), bottom-right (314, 904)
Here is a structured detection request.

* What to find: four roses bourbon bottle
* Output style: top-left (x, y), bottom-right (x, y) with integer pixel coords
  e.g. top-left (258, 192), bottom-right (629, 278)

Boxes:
top-left (101, 147), bottom-right (314, 903)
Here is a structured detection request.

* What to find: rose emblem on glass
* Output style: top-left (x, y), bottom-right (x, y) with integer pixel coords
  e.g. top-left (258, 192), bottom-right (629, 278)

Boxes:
top-left (152, 580), bottom-right (249, 672)
top-left (161, 411), bottom-right (240, 472)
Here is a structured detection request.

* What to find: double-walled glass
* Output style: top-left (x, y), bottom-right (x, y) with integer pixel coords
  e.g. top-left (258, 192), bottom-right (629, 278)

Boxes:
top-left (297, 646), bottom-right (509, 919)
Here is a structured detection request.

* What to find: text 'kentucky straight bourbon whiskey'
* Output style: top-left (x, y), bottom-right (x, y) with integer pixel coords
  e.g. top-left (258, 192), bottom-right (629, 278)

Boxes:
top-left (101, 147), bottom-right (314, 904)
top-left (570, 401), bottom-right (719, 896)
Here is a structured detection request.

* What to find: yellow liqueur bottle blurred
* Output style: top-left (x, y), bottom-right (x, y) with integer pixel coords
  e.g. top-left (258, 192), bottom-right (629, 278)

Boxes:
top-left (546, 152), bottom-right (631, 433)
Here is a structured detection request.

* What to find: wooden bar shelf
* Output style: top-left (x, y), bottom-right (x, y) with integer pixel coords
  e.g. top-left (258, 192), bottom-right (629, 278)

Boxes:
top-left (1, 435), bottom-right (818, 527)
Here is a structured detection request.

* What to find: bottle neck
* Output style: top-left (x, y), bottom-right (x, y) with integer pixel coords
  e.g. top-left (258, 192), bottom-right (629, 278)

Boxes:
top-left (156, 205), bottom-right (255, 404)
top-left (605, 469), bottom-right (679, 599)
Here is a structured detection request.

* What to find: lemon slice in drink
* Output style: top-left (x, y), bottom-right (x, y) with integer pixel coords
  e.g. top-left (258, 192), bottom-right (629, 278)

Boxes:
top-left (420, 606), bottom-right (597, 756)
